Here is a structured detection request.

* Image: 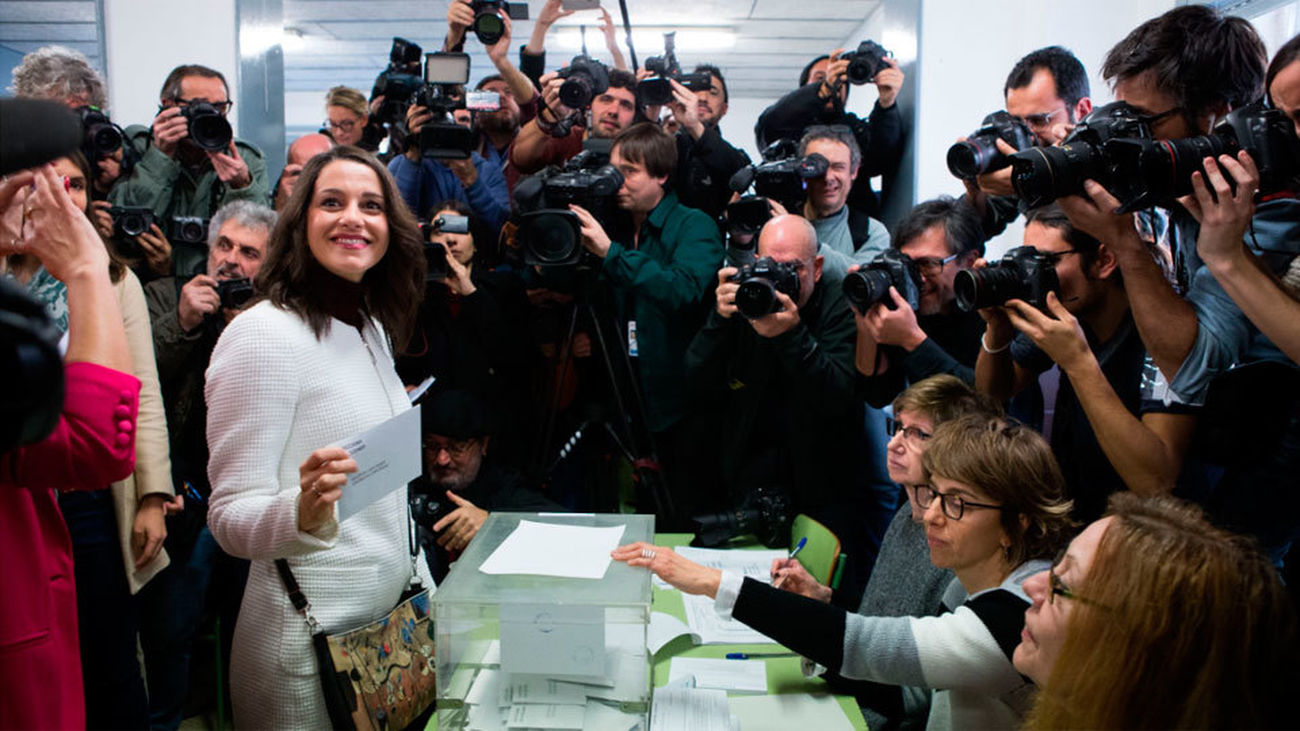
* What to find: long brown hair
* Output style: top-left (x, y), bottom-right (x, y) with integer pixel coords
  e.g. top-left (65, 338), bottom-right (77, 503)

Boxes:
top-left (1027, 493), bottom-right (1296, 729)
top-left (256, 145), bottom-right (425, 348)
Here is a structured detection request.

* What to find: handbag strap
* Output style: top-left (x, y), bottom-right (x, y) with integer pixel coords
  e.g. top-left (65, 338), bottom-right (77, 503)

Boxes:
top-left (275, 558), bottom-right (324, 635)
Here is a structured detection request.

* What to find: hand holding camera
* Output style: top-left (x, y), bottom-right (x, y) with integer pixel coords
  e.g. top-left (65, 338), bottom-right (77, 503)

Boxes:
top-left (206, 141), bottom-right (252, 189)
top-left (666, 78), bottom-right (704, 139)
top-left (1181, 150), bottom-right (1259, 269)
top-left (568, 203), bottom-right (611, 258)
top-left (135, 222), bottom-right (172, 278)
top-left (178, 273), bottom-right (221, 332)
top-left (1003, 292), bottom-right (1092, 374)
top-left (873, 57), bottom-right (904, 108)
top-left (715, 266), bottom-right (740, 319)
top-left (151, 106), bottom-right (189, 158)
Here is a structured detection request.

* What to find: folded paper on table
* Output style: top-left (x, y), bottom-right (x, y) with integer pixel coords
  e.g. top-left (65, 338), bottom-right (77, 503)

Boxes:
top-left (669, 657), bottom-right (768, 694)
top-left (649, 687), bottom-right (736, 731)
top-left (334, 406), bottom-right (422, 521)
top-left (682, 592), bottom-right (778, 645)
top-left (728, 693), bottom-right (854, 731)
top-left (480, 520), bottom-right (627, 579)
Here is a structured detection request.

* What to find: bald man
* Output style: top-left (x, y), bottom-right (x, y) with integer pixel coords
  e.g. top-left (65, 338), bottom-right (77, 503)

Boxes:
top-left (272, 132), bottom-right (334, 210)
top-left (685, 213), bottom-right (867, 601)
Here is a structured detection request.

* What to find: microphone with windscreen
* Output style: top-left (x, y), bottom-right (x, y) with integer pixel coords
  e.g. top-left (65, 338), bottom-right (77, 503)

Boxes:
top-left (0, 98), bottom-right (83, 175)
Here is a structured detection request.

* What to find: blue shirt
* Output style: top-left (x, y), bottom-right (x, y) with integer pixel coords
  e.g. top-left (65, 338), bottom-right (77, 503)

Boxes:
top-left (387, 151), bottom-right (510, 233)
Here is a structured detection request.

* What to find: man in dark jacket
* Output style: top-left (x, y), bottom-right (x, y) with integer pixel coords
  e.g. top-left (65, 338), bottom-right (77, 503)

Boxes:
top-left (661, 66), bottom-right (751, 221)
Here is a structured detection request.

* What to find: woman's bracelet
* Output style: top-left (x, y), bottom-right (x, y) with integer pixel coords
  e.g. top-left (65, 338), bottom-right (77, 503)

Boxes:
top-left (981, 331), bottom-right (1011, 354)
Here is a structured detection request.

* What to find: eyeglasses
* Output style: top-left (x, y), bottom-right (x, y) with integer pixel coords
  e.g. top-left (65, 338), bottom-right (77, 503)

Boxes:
top-left (886, 417), bottom-right (932, 444)
top-left (1020, 106), bottom-right (1066, 129)
top-left (1136, 106), bottom-right (1183, 129)
top-left (912, 252), bottom-right (959, 278)
top-left (1041, 248), bottom-right (1079, 265)
top-left (1048, 546), bottom-right (1103, 607)
top-left (915, 484), bottom-right (1003, 521)
top-left (325, 118), bottom-right (359, 132)
top-left (423, 437), bottom-right (478, 458)
top-left (170, 97), bottom-right (233, 114)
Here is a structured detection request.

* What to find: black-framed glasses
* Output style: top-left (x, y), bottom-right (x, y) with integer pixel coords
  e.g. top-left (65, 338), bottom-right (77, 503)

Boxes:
top-left (1136, 106), bottom-right (1183, 129)
top-left (1048, 546), bottom-right (1103, 607)
top-left (1041, 248), bottom-right (1080, 265)
top-left (1020, 105), bottom-right (1066, 129)
top-left (912, 252), bottom-right (959, 278)
top-left (915, 484), bottom-right (1003, 520)
top-left (886, 417), bottom-right (932, 444)
top-left (423, 437), bottom-right (478, 458)
top-left (169, 97), bottom-right (233, 114)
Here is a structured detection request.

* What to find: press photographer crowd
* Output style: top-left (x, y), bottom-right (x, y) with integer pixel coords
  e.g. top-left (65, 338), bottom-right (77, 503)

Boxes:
top-left (4, 0), bottom-right (1300, 728)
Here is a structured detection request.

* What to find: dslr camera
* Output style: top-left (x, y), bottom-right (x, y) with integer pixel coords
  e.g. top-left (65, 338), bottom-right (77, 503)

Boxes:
top-left (947, 111), bottom-right (1035, 179)
top-left (730, 256), bottom-right (801, 318)
top-left (179, 102), bottom-right (232, 151)
top-left (108, 206), bottom-right (155, 258)
top-left (216, 278), bottom-right (254, 310)
top-left (169, 216), bottom-right (208, 246)
top-left (638, 32), bottom-right (713, 107)
top-left (372, 38), bottom-right (426, 125)
top-left (77, 106), bottom-right (123, 163)
top-left (843, 249), bottom-right (921, 313)
top-left (469, 1), bottom-right (529, 45)
top-left (1, 278), bottom-right (64, 453)
top-left (1009, 101), bottom-right (1152, 208)
top-left (954, 246), bottom-right (1060, 312)
top-left (839, 40), bottom-right (892, 86)
top-left (1103, 100), bottom-right (1300, 213)
top-left (514, 140), bottom-right (624, 267)
top-left (413, 53), bottom-right (474, 159)
top-left (729, 139), bottom-right (830, 213)
top-left (556, 55), bottom-right (611, 112)
top-left (692, 487), bottom-right (793, 549)
top-left (723, 196), bottom-right (774, 266)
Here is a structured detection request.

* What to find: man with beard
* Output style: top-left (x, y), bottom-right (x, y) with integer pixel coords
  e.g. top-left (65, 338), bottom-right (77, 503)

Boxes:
top-left (412, 390), bottom-right (562, 582)
top-left (854, 196), bottom-right (988, 407)
top-left (510, 66), bottom-right (639, 175)
top-left (662, 66), bottom-right (751, 220)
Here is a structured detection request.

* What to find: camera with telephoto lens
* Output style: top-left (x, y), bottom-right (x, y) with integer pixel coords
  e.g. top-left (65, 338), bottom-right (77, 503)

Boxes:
top-left (692, 487), bottom-right (793, 548)
top-left (372, 37), bottom-right (425, 124)
top-left (469, 1), bottom-right (528, 45)
top-left (728, 139), bottom-right (831, 213)
top-left (1008, 101), bottom-right (1152, 208)
top-left (638, 32), bottom-right (714, 107)
top-left (77, 105), bottom-right (123, 163)
top-left (169, 216), bottom-right (208, 246)
top-left (108, 206), bottom-right (154, 258)
top-left (216, 278), bottom-right (254, 310)
top-left (556, 55), bottom-right (611, 111)
top-left (179, 102), bottom-right (232, 152)
top-left (723, 196), bottom-right (774, 266)
top-left (947, 111), bottom-right (1036, 179)
top-left (1102, 100), bottom-right (1300, 213)
top-left (954, 245), bottom-right (1060, 312)
top-left (412, 52), bottom-right (474, 160)
top-left (843, 249), bottom-right (921, 313)
top-left (729, 256), bottom-right (801, 318)
top-left (514, 140), bottom-right (624, 267)
top-left (839, 40), bottom-right (892, 86)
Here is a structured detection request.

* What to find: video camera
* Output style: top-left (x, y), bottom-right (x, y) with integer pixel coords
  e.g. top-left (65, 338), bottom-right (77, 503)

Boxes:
top-left (954, 245), bottom-right (1059, 311)
top-left (692, 487), bottom-right (792, 548)
top-left (372, 38), bottom-right (427, 125)
top-left (947, 111), bottom-right (1035, 179)
top-left (638, 32), bottom-right (713, 107)
top-left (514, 139), bottom-right (624, 267)
top-left (469, 1), bottom-right (529, 45)
top-left (412, 53), bottom-right (474, 160)
top-left (843, 249), bottom-right (921, 313)
top-left (839, 40), bottom-right (892, 86)
top-left (729, 139), bottom-right (830, 214)
top-left (730, 256), bottom-right (800, 318)
top-left (1009, 101), bottom-right (1152, 208)
top-left (421, 212), bottom-right (470, 282)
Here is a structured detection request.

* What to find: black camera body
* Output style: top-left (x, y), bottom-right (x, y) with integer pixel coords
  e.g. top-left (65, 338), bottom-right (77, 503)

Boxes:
top-left (216, 277), bottom-right (254, 310)
top-left (1, 278), bottom-right (64, 453)
top-left (840, 40), bottom-right (891, 86)
top-left (409, 482), bottom-right (455, 532)
top-left (729, 140), bottom-right (830, 213)
top-left (723, 196), bottom-right (773, 265)
top-left (844, 249), bottom-right (921, 312)
top-left (730, 256), bottom-right (801, 318)
top-left (169, 216), bottom-right (208, 246)
top-left (180, 102), bottom-right (233, 151)
top-left (109, 206), bottom-right (154, 257)
top-left (470, 1), bottom-right (528, 45)
top-left (410, 52), bottom-right (474, 160)
top-left (424, 242), bottom-right (449, 282)
top-left (1009, 101), bottom-right (1152, 208)
top-left (373, 37), bottom-right (425, 124)
top-left (77, 105), bottom-right (123, 163)
top-left (557, 55), bottom-right (611, 110)
top-left (514, 143), bottom-right (624, 267)
top-left (947, 111), bottom-right (1036, 179)
top-left (1104, 100), bottom-right (1300, 212)
top-left (692, 487), bottom-right (793, 548)
top-left (954, 245), bottom-right (1060, 312)
top-left (639, 32), bottom-right (714, 106)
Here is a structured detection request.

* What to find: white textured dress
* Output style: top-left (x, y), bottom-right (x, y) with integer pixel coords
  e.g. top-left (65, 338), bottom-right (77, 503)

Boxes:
top-left (205, 301), bottom-right (434, 729)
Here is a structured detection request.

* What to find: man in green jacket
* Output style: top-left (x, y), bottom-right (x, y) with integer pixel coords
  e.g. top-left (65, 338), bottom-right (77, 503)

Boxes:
top-left (110, 64), bottom-right (269, 277)
top-left (568, 122), bottom-right (724, 524)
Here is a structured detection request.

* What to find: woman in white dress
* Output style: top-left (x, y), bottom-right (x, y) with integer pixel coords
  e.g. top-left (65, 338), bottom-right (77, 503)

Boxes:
top-left (205, 146), bottom-right (433, 729)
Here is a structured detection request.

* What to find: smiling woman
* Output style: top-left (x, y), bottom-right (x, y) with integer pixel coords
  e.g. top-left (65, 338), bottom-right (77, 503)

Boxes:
top-left (204, 146), bottom-right (432, 729)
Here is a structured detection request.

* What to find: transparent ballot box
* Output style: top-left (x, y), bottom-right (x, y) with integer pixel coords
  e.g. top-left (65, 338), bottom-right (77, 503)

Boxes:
top-left (434, 512), bottom-right (654, 730)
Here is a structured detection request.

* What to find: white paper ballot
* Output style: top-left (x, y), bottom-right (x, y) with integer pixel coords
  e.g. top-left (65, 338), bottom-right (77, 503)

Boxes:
top-left (505, 703), bottom-right (585, 729)
top-left (669, 657), bottom-right (768, 694)
top-left (583, 699), bottom-right (643, 731)
top-left (407, 375), bottom-right (436, 404)
top-left (650, 687), bottom-right (732, 731)
top-left (500, 604), bottom-right (605, 677)
top-left (728, 694), bottom-right (854, 731)
top-left (648, 612), bottom-right (698, 654)
top-left (682, 593), bottom-right (778, 645)
top-left (334, 406), bottom-right (422, 521)
top-left (503, 677), bottom-right (587, 706)
top-left (480, 520), bottom-right (626, 579)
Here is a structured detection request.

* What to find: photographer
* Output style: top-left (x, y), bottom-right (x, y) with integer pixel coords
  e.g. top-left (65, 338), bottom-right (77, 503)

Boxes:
top-left (755, 47), bottom-right (905, 218)
top-left (323, 85), bottom-right (385, 153)
top-left (972, 205), bottom-right (1195, 522)
top-left (109, 64), bottom-right (269, 275)
top-left (796, 124), bottom-right (890, 265)
top-left (685, 215), bottom-right (866, 589)
top-left (1058, 6), bottom-right (1300, 561)
top-left (510, 63), bottom-right (639, 175)
top-left (412, 389), bottom-right (562, 582)
top-left (962, 46), bottom-right (1093, 238)
top-left (855, 196), bottom-right (986, 408)
top-left (272, 132), bottom-right (333, 212)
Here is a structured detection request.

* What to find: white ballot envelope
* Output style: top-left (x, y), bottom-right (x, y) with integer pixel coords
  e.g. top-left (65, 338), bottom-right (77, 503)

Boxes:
top-left (334, 406), bottom-right (422, 521)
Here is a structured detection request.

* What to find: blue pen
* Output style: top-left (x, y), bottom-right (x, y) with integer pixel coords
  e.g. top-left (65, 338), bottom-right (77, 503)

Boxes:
top-left (772, 537), bottom-right (807, 589)
top-left (725, 652), bottom-right (799, 660)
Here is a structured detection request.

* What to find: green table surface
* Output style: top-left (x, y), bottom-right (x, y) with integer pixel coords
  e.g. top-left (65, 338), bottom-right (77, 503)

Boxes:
top-left (652, 534), bottom-right (868, 730)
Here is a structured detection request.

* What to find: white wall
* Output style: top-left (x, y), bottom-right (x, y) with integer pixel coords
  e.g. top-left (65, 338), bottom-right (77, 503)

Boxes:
top-left (912, 0), bottom-right (1175, 256)
top-left (104, 0), bottom-right (238, 131)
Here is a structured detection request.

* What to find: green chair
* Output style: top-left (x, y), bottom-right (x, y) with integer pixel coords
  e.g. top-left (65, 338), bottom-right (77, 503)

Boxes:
top-left (790, 514), bottom-right (843, 587)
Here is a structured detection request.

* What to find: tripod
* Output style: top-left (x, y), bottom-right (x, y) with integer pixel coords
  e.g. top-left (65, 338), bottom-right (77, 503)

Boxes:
top-left (533, 272), bottom-right (676, 522)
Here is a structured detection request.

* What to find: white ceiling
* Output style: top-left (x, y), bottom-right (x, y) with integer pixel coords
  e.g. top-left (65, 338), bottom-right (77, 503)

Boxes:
top-left (281, 0), bottom-right (883, 98)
